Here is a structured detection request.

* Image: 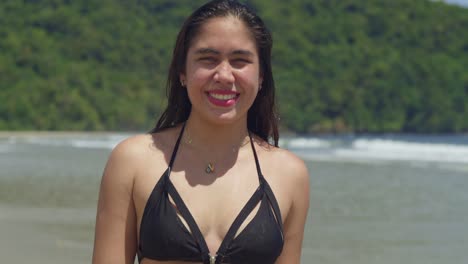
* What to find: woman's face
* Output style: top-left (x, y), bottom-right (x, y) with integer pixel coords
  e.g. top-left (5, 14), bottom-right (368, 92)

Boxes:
top-left (181, 16), bottom-right (262, 125)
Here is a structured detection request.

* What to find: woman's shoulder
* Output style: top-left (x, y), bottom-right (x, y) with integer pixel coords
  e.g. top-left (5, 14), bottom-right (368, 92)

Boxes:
top-left (103, 127), bottom-right (180, 180)
top-left (254, 139), bottom-right (310, 219)
top-left (104, 134), bottom-right (154, 176)
top-left (111, 127), bottom-right (179, 163)
top-left (255, 138), bottom-right (309, 184)
top-left (111, 134), bottom-right (153, 159)
top-left (112, 128), bottom-right (176, 158)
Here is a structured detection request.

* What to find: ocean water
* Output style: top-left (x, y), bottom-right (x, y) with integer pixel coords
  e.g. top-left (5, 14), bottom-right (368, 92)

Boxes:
top-left (0, 132), bottom-right (467, 264)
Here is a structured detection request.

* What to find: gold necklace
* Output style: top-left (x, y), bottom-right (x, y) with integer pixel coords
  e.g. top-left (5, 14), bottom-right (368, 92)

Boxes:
top-left (184, 133), bottom-right (250, 174)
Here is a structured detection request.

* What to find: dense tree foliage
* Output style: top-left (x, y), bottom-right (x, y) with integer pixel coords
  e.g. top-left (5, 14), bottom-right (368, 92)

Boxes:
top-left (1, 0), bottom-right (468, 133)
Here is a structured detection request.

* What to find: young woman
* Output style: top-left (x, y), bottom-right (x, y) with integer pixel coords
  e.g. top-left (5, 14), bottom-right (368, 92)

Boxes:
top-left (92, 1), bottom-right (310, 263)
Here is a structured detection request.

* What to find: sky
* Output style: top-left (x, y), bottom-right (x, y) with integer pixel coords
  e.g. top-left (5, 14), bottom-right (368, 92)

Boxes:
top-left (443, 0), bottom-right (468, 7)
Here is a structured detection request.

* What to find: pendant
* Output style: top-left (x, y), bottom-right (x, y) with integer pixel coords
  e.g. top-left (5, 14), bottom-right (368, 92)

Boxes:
top-left (209, 254), bottom-right (216, 264)
top-left (205, 162), bottom-right (215, 174)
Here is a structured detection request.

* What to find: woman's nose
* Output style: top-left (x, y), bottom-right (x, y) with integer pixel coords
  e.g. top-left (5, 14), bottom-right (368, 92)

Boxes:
top-left (214, 61), bottom-right (235, 84)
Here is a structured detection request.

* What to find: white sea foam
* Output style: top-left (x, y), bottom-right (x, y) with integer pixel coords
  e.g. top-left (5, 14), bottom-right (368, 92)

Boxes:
top-left (336, 139), bottom-right (468, 163)
top-left (6, 133), bottom-right (468, 164)
top-left (284, 137), bottom-right (331, 149)
top-left (10, 134), bottom-right (130, 150)
top-left (69, 136), bottom-right (128, 149)
top-left (287, 137), bottom-right (468, 164)
top-left (67, 139), bottom-right (118, 149)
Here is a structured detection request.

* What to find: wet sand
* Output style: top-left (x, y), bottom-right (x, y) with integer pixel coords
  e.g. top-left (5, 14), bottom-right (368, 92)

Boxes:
top-left (0, 205), bottom-right (94, 264)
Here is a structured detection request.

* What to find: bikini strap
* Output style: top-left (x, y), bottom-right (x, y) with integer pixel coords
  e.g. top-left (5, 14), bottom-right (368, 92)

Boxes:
top-left (168, 122), bottom-right (186, 169)
top-left (248, 133), bottom-right (284, 237)
top-left (248, 131), bottom-right (264, 181)
top-left (216, 185), bottom-right (264, 258)
top-left (165, 122), bottom-right (211, 261)
top-left (264, 181), bottom-right (284, 238)
top-left (166, 180), bottom-right (211, 262)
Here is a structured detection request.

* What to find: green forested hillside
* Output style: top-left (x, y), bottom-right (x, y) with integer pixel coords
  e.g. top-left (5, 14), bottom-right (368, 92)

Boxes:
top-left (1, 0), bottom-right (468, 133)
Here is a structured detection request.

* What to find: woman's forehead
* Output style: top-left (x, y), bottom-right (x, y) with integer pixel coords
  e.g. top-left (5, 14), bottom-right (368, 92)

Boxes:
top-left (188, 16), bottom-right (257, 53)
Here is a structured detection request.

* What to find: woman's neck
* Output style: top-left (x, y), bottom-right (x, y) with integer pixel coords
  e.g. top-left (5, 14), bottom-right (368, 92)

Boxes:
top-left (183, 114), bottom-right (249, 153)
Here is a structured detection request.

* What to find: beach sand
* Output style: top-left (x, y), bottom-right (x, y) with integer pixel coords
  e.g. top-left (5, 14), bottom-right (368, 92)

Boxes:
top-left (0, 205), bottom-right (94, 264)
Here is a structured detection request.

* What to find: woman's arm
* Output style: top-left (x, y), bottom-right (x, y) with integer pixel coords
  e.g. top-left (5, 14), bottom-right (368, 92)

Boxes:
top-left (92, 139), bottom-right (139, 264)
top-left (275, 155), bottom-right (310, 264)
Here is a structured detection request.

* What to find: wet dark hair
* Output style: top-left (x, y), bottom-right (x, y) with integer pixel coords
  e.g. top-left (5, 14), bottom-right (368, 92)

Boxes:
top-left (151, 0), bottom-right (279, 146)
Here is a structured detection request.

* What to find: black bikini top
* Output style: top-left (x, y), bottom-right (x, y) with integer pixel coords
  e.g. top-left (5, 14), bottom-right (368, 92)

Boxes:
top-left (138, 123), bottom-right (284, 264)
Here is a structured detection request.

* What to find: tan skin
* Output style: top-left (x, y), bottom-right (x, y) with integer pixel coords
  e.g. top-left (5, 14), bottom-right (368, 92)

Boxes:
top-left (92, 16), bottom-right (310, 264)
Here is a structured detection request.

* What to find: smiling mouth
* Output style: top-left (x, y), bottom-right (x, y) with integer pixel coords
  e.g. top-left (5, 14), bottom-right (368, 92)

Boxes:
top-left (208, 93), bottom-right (238, 100)
top-left (206, 91), bottom-right (240, 107)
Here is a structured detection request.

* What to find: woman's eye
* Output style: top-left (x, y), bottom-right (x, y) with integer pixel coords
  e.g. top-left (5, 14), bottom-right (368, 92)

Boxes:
top-left (199, 57), bottom-right (216, 62)
top-left (231, 59), bottom-right (251, 67)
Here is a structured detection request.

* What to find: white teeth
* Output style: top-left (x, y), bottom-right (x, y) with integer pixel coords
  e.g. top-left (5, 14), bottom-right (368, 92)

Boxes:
top-left (209, 93), bottom-right (237, 100)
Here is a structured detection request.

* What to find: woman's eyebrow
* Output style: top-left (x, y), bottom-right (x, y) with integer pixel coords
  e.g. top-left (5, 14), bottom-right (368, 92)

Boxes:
top-left (194, 48), bottom-right (220, 55)
top-left (194, 48), bottom-right (254, 57)
top-left (231, 50), bottom-right (254, 57)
